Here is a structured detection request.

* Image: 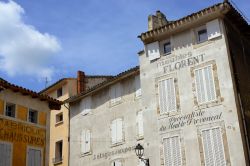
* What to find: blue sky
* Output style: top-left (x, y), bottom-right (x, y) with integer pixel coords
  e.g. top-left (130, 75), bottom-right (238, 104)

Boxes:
top-left (0, 0), bottom-right (249, 92)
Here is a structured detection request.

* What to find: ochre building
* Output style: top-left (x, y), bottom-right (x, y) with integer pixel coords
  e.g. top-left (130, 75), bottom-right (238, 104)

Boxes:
top-left (0, 78), bottom-right (61, 166)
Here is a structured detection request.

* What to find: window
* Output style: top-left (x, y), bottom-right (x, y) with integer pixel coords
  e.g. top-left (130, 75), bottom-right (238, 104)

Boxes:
top-left (54, 140), bottom-right (63, 163)
top-left (57, 88), bottom-right (63, 98)
top-left (28, 109), bottom-right (38, 123)
top-left (111, 118), bottom-right (123, 145)
top-left (163, 136), bottom-right (182, 166)
top-left (5, 103), bottom-right (15, 118)
top-left (163, 42), bottom-right (171, 55)
top-left (28, 147), bottom-right (42, 166)
top-left (197, 28), bottom-right (208, 43)
top-left (112, 160), bottom-right (122, 166)
top-left (201, 127), bottom-right (226, 166)
top-left (56, 113), bottom-right (63, 124)
top-left (158, 78), bottom-right (177, 114)
top-left (80, 129), bottom-right (91, 154)
top-left (0, 142), bottom-right (12, 166)
top-left (135, 75), bottom-right (141, 98)
top-left (136, 111), bottom-right (143, 138)
top-left (194, 65), bottom-right (216, 104)
top-left (80, 97), bottom-right (92, 116)
top-left (110, 83), bottom-right (122, 106)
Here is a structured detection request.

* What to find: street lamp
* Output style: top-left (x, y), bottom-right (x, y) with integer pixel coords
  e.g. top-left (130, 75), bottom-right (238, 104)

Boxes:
top-left (134, 143), bottom-right (150, 166)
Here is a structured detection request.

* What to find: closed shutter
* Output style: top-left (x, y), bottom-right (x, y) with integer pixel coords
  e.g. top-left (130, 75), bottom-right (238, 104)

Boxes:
top-left (163, 136), bottom-right (182, 166)
top-left (158, 78), bottom-right (177, 113)
top-left (111, 120), bottom-right (117, 144)
top-left (28, 148), bottom-right (41, 166)
top-left (147, 41), bottom-right (160, 61)
top-left (137, 111), bottom-right (143, 137)
top-left (80, 97), bottom-right (92, 115)
top-left (135, 75), bottom-right (142, 97)
top-left (116, 118), bottom-right (123, 143)
top-left (206, 19), bottom-right (221, 40)
top-left (0, 142), bottom-right (11, 166)
top-left (110, 83), bottom-right (122, 105)
top-left (194, 65), bottom-right (216, 104)
top-left (81, 130), bottom-right (91, 153)
top-left (201, 127), bottom-right (226, 166)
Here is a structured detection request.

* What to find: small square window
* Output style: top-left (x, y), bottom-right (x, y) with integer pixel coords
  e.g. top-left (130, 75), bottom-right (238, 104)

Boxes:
top-left (28, 109), bottom-right (38, 123)
top-left (56, 113), bottom-right (63, 124)
top-left (5, 103), bottom-right (15, 118)
top-left (163, 42), bottom-right (171, 55)
top-left (197, 29), bottom-right (208, 43)
top-left (57, 88), bottom-right (63, 98)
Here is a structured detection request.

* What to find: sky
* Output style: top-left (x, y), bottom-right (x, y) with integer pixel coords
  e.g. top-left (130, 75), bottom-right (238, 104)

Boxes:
top-left (0, 0), bottom-right (249, 92)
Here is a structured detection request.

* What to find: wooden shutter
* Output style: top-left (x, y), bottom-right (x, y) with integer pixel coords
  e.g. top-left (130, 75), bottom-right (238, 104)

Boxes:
top-left (147, 41), bottom-right (160, 61)
top-left (111, 120), bottom-right (117, 144)
top-left (116, 118), bottom-right (123, 143)
top-left (158, 78), bottom-right (177, 113)
top-left (137, 111), bottom-right (143, 137)
top-left (206, 19), bottom-right (221, 40)
top-left (80, 97), bottom-right (91, 115)
top-left (81, 130), bottom-right (91, 153)
top-left (0, 142), bottom-right (11, 166)
top-left (194, 65), bottom-right (216, 104)
top-left (201, 127), bottom-right (226, 166)
top-left (114, 160), bottom-right (122, 166)
top-left (28, 148), bottom-right (41, 166)
top-left (135, 75), bottom-right (142, 97)
top-left (163, 136), bottom-right (182, 166)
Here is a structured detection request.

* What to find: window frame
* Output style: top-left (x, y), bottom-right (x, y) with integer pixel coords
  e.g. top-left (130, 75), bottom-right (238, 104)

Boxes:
top-left (55, 112), bottom-right (63, 125)
top-left (54, 140), bottom-right (63, 164)
top-left (196, 25), bottom-right (208, 44)
top-left (57, 87), bottom-right (63, 98)
top-left (5, 102), bottom-right (16, 118)
top-left (80, 129), bottom-right (92, 155)
top-left (27, 109), bottom-right (38, 124)
top-left (163, 41), bottom-right (171, 55)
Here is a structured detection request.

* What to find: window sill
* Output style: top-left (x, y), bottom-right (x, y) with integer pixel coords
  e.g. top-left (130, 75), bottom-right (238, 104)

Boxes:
top-left (80, 151), bottom-right (92, 157)
top-left (109, 100), bottom-right (123, 108)
top-left (193, 40), bottom-right (213, 49)
top-left (55, 121), bottom-right (63, 126)
top-left (158, 110), bottom-right (181, 119)
top-left (136, 136), bottom-right (144, 141)
top-left (194, 98), bottom-right (223, 110)
top-left (111, 141), bottom-right (125, 148)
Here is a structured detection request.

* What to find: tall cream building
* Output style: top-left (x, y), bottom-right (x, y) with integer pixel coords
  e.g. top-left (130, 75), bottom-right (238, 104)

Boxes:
top-left (67, 1), bottom-right (250, 166)
top-left (41, 71), bottom-right (111, 166)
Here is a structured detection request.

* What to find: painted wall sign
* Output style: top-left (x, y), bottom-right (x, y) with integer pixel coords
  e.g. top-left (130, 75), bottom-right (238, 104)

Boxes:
top-left (93, 145), bottom-right (135, 160)
top-left (159, 110), bottom-right (222, 132)
top-left (157, 52), bottom-right (205, 73)
top-left (0, 118), bottom-right (45, 146)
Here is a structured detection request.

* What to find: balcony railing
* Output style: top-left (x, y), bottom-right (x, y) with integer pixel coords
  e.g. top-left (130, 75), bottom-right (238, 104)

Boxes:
top-left (52, 156), bottom-right (63, 164)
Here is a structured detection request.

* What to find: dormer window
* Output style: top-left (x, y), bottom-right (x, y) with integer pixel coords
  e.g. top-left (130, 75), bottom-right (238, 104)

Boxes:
top-left (163, 42), bottom-right (171, 55)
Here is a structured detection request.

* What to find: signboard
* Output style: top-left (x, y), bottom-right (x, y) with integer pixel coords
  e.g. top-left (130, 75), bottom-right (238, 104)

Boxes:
top-left (0, 118), bottom-right (46, 146)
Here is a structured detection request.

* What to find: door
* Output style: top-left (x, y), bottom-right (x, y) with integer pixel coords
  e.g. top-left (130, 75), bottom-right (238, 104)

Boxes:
top-left (0, 142), bottom-right (12, 166)
top-left (27, 148), bottom-right (42, 166)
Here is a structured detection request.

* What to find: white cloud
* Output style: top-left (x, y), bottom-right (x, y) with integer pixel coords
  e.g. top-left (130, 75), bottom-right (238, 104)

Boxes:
top-left (0, 0), bottom-right (61, 80)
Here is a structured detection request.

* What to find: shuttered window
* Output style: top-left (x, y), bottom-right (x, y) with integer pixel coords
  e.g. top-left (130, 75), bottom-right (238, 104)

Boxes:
top-left (158, 78), bottom-right (177, 114)
top-left (112, 160), bottom-right (122, 166)
top-left (110, 83), bottom-right (122, 105)
top-left (0, 142), bottom-right (12, 166)
top-left (28, 148), bottom-right (41, 166)
top-left (80, 97), bottom-right (92, 116)
top-left (194, 65), bottom-right (216, 104)
top-left (201, 127), bottom-right (226, 166)
top-left (81, 129), bottom-right (91, 154)
top-left (135, 75), bottom-right (142, 98)
top-left (111, 118), bottom-right (123, 144)
top-left (136, 111), bottom-right (144, 138)
top-left (163, 136), bottom-right (182, 166)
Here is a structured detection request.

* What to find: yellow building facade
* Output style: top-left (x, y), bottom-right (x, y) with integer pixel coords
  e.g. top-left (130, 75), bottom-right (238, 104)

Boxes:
top-left (0, 78), bottom-right (61, 166)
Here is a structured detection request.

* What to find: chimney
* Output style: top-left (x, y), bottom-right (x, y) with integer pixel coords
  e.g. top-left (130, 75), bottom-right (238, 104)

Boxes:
top-left (77, 70), bottom-right (85, 94)
top-left (148, 10), bottom-right (168, 31)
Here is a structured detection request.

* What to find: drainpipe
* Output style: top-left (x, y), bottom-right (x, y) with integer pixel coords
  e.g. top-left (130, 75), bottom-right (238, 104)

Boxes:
top-left (63, 103), bottom-right (70, 166)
